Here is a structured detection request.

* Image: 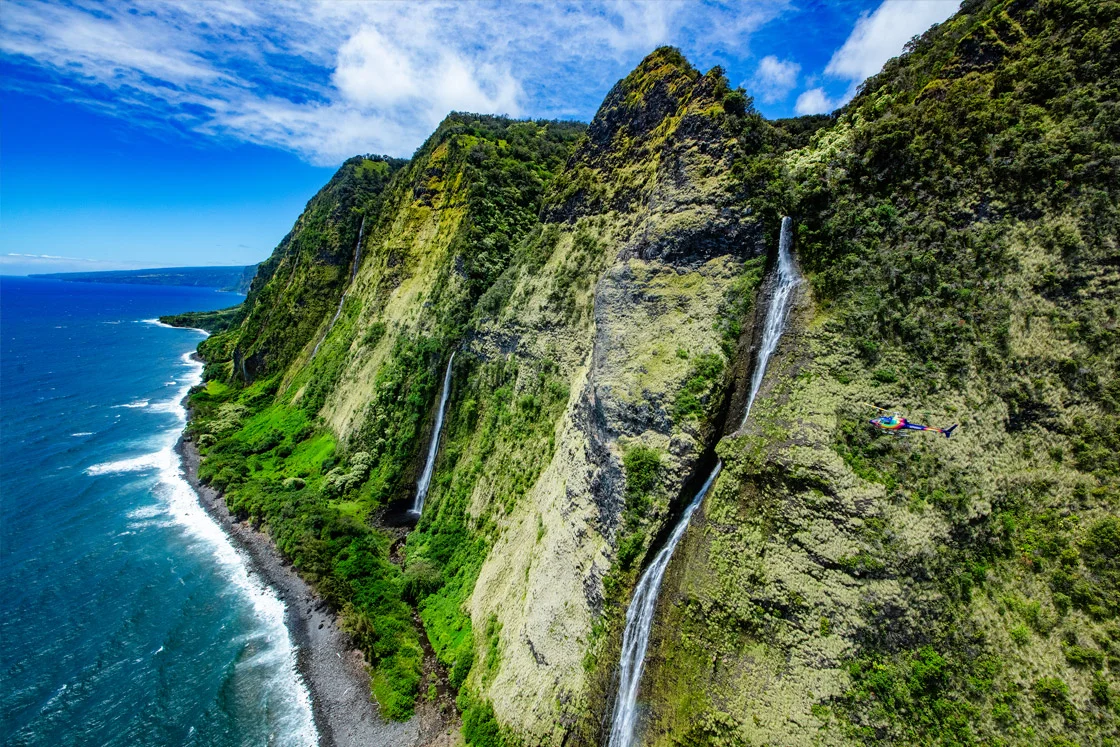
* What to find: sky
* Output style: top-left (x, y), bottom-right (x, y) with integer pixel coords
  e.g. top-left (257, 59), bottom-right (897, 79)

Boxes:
top-left (0, 0), bottom-right (959, 275)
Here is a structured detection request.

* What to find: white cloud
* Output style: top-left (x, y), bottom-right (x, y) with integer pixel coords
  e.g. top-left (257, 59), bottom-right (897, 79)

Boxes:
top-left (1, 253), bottom-right (148, 275)
top-left (749, 55), bottom-right (799, 103)
top-left (0, 0), bottom-right (787, 165)
top-left (331, 24), bottom-right (519, 118)
top-left (6, 253), bottom-right (98, 261)
top-left (794, 87), bottom-right (834, 115)
top-left (333, 27), bottom-right (421, 108)
top-left (825, 0), bottom-right (958, 91)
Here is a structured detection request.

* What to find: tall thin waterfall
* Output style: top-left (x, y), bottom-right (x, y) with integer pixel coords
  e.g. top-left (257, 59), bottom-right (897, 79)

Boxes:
top-left (311, 216), bottom-right (366, 360)
top-left (606, 217), bottom-right (800, 747)
top-left (743, 216), bottom-right (799, 421)
top-left (411, 352), bottom-right (455, 517)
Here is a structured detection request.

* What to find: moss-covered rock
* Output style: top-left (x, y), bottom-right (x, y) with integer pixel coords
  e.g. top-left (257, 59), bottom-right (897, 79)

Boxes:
top-left (639, 1), bottom-right (1120, 744)
top-left (180, 1), bottom-right (1118, 742)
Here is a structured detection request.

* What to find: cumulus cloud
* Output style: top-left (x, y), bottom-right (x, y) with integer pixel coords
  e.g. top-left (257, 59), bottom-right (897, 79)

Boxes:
top-left (794, 87), bottom-right (834, 115)
top-left (331, 24), bottom-right (519, 118)
top-left (825, 0), bottom-right (958, 92)
top-left (788, 0), bottom-right (956, 115)
top-left (0, 0), bottom-right (785, 165)
top-left (749, 55), bottom-right (799, 103)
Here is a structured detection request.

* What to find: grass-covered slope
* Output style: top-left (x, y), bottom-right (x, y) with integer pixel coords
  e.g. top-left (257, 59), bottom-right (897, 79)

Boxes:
top-left (641, 1), bottom-right (1120, 745)
top-left (312, 114), bottom-right (584, 440)
top-left (160, 305), bottom-right (245, 335)
top-left (182, 50), bottom-right (776, 740)
top-left (183, 113), bottom-right (586, 724)
top-left (224, 154), bottom-right (407, 382)
top-left (436, 50), bottom-right (774, 741)
top-left (178, 2), bottom-right (1117, 742)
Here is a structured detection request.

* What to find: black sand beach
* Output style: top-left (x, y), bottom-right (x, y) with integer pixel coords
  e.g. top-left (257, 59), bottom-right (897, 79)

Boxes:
top-left (177, 436), bottom-right (441, 747)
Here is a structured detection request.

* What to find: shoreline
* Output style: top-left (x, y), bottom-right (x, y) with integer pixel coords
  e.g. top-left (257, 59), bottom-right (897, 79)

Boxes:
top-left (175, 434), bottom-right (422, 747)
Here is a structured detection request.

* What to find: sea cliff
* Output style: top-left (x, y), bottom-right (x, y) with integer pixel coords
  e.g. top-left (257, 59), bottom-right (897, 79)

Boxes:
top-left (168, 1), bottom-right (1119, 743)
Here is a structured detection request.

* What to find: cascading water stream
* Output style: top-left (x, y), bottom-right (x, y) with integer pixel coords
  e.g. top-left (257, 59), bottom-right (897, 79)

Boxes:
top-left (411, 352), bottom-right (455, 517)
top-left (311, 216), bottom-right (365, 360)
top-left (606, 216), bottom-right (800, 747)
top-left (743, 216), bottom-right (799, 420)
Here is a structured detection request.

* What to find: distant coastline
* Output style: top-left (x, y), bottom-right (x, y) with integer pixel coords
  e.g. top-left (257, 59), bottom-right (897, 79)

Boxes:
top-left (32, 264), bottom-right (258, 294)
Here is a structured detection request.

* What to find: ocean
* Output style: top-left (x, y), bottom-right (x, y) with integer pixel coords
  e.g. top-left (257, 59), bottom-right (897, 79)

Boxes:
top-left (0, 277), bottom-right (317, 746)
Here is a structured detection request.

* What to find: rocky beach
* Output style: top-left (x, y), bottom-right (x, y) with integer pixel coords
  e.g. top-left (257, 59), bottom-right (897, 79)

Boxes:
top-left (176, 434), bottom-right (453, 747)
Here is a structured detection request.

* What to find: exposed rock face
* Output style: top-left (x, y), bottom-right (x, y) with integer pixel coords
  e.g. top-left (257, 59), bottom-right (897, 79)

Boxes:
top-left (462, 50), bottom-right (770, 739)
top-left (635, 2), bottom-right (1120, 745)
top-left (185, 1), bottom-right (1119, 743)
top-left (231, 156), bottom-right (405, 382)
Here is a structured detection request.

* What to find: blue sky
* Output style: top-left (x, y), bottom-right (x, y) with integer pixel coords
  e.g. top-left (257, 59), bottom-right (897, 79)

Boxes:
top-left (0, 0), bottom-right (959, 275)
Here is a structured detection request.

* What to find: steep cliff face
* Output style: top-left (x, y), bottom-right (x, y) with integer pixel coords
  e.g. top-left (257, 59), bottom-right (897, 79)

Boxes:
top-left (228, 155), bottom-right (406, 382)
top-left (177, 1), bottom-right (1118, 743)
top-left (181, 47), bottom-right (773, 740)
top-left (447, 50), bottom-right (770, 740)
top-left (641, 1), bottom-right (1120, 745)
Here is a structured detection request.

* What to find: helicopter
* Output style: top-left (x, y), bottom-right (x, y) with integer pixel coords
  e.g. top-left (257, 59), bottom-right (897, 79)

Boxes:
top-left (865, 404), bottom-right (958, 438)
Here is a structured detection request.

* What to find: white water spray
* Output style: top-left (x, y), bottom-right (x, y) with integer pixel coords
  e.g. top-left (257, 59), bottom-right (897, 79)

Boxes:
top-left (606, 216), bottom-right (800, 747)
top-left (743, 216), bottom-right (800, 421)
top-left (311, 216), bottom-right (365, 360)
top-left (88, 337), bottom-right (318, 746)
top-left (411, 352), bottom-right (455, 517)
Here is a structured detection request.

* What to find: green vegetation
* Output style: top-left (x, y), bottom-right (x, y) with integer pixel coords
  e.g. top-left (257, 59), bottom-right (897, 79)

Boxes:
top-left (176, 1), bottom-right (1119, 741)
top-left (618, 445), bottom-right (664, 569)
top-left (796, 1), bottom-right (1120, 741)
top-left (160, 304), bottom-right (245, 335)
top-left (674, 353), bottom-right (725, 421)
top-left (640, 1), bottom-right (1120, 744)
top-left (215, 154), bottom-right (408, 382)
top-left (406, 356), bottom-right (569, 690)
top-left (186, 376), bottom-right (424, 716)
top-left (185, 113), bottom-right (585, 729)
top-left (841, 646), bottom-right (1001, 744)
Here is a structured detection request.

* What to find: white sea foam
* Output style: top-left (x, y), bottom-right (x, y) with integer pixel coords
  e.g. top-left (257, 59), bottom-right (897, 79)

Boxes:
top-left (148, 398), bottom-right (182, 414)
top-left (112, 400), bottom-right (150, 409)
top-left (86, 452), bottom-right (162, 475)
top-left (71, 432), bottom-right (94, 437)
top-left (127, 505), bottom-right (163, 520)
top-left (142, 318), bottom-right (207, 335)
top-left (92, 332), bottom-right (318, 744)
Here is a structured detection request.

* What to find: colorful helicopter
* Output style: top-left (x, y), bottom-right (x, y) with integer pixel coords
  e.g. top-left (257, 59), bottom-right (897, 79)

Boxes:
top-left (865, 404), bottom-right (958, 438)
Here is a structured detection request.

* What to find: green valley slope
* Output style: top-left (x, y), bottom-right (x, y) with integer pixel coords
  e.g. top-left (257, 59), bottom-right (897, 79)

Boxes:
top-left (643, 1), bottom-right (1120, 745)
top-left (173, 0), bottom-right (1118, 743)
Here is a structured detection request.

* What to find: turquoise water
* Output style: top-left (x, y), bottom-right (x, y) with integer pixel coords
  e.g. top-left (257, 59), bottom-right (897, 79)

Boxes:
top-left (1, 277), bottom-right (316, 746)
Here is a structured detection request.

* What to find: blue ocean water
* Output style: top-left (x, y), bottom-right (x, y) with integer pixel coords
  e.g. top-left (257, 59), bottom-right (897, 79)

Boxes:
top-left (0, 277), bottom-right (316, 747)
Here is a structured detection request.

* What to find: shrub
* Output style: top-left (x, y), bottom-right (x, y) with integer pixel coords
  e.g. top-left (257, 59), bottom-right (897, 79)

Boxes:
top-left (1034, 676), bottom-right (1076, 722)
top-left (623, 445), bottom-right (662, 503)
top-left (460, 694), bottom-right (504, 747)
top-left (674, 353), bottom-right (725, 420)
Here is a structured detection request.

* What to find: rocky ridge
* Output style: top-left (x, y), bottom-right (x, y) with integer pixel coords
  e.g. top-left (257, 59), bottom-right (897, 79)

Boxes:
top-left (168, 1), bottom-right (1119, 744)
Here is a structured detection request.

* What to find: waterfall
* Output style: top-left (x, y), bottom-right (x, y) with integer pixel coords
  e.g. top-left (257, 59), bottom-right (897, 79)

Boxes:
top-left (743, 216), bottom-right (799, 421)
top-left (311, 216), bottom-right (366, 360)
top-left (411, 352), bottom-right (455, 517)
top-left (605, 464), bottom-right (721, 747)
top-left (606, 217), bottom-right (800, 747)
